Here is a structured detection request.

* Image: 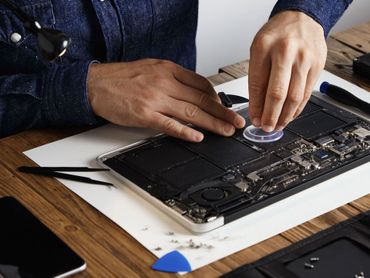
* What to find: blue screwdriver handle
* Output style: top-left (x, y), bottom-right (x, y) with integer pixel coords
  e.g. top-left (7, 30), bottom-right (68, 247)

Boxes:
top-left (320, 82), bottom-right (370, 114)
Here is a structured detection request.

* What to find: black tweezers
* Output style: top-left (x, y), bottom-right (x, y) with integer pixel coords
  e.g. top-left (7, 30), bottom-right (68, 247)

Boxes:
top-left (18, 166), bottom-right (114, 187)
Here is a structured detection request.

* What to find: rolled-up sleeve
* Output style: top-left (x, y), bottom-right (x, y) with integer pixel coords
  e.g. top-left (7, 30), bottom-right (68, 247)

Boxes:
top-left (270, 0), bottom-right (353, 37)
top-left (0, 60), bottom-right (101, 138)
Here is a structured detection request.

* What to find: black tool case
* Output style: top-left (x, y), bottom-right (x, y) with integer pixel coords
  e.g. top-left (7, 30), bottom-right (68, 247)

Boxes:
top-left (222, 209), bottom-right (370, 278)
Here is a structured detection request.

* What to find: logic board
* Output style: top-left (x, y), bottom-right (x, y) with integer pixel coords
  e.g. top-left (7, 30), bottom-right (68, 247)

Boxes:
top-left (98, 96), bottom-right (370, 232)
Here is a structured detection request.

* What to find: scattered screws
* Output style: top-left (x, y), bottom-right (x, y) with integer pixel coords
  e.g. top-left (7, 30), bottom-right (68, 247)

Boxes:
top-left (304, 256), bottom-right (319, 269)
top-left (154, 247), bottom-right (162, 251)
top-left (310, 257), bottom-right (320, 262)
top-left (176, 239), bottom-right (214, 250)
top-left (188, 239), bottom-right (202, 249)
top-left (167, 232), bottom-right (175, 236)
top-left (304, 263), bottom-right (315, 269)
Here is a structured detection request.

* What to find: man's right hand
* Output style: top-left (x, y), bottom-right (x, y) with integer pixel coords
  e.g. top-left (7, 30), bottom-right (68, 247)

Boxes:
top-left (87, 59), bottom-right (245, 142)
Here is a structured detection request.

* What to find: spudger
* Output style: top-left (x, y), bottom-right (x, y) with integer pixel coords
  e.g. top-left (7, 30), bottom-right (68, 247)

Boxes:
top-left (18, 166), bottom-right (114, 187)
top-left (320, 82), bottom-right (370, 115)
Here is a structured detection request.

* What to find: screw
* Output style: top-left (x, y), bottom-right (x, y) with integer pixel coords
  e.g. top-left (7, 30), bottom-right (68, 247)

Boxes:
top-left (310, 257), bottom-right (320, 262)
top-left (304, 263), bottom-right (315, 269)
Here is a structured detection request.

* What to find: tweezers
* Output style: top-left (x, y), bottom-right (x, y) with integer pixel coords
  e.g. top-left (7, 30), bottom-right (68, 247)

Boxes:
top-left (18, 166), bottom-right (114, 187)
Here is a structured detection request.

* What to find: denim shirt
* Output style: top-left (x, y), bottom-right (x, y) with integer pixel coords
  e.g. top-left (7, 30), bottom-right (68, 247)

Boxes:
top-left (0, 0), bottom-right (351, 138)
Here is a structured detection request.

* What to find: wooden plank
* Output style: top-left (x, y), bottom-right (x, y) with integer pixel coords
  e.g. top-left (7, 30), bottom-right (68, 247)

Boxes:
top-left (0, 126), bottom-right (91, 151)
top-left (207, 72), bottom-right (236, 86)
top-left (325, 37), bottom-right (370, 92)
top-left (332, 21), bottom-right (370, 53)
top-left (219, 60), bottom-right (249, 79)
top-left (349, 195), bottom-right (370, 212)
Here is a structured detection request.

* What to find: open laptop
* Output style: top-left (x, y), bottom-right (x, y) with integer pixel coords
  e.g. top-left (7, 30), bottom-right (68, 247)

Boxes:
top-left (97, 95), bottom-right (370, 233)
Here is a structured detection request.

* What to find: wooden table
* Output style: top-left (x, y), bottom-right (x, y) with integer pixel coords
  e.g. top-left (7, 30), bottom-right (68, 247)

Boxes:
top-left (1, 22), bottom-right (370, 277)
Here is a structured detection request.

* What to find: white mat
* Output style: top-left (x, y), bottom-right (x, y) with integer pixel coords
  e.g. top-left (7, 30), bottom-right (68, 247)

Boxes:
top-left (24, 70), bottom-right (370, 273)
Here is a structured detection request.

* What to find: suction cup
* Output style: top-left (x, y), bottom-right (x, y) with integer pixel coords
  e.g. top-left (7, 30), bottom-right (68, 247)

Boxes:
top-left (243, 125), bottom-right (284, 143)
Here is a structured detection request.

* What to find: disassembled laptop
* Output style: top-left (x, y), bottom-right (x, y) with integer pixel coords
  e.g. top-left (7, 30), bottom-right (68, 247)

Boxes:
top-left (98, 96), bottom-right (370, 232)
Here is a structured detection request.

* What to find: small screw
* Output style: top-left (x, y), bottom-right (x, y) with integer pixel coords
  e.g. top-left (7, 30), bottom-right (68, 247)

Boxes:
top-left (304, 263), bottom-right (315, 269)
top-left (310, 257), bottom-right (320, 262)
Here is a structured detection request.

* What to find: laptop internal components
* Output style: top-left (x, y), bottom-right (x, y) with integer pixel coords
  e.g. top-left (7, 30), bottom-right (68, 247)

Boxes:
top-left (99, 96), bottom-right (370, 230)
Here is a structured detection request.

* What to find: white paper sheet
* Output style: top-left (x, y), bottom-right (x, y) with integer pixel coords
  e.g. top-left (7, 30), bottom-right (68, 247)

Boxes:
top-left (24, 70), bottom-right (370, 273)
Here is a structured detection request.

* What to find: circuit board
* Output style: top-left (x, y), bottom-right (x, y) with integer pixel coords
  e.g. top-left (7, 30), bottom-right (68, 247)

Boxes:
top-left (100, 96), bottom-right (370, 226)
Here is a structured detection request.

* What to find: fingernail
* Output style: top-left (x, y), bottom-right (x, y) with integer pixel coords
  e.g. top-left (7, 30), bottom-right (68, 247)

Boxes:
top-left (235, 115), bottom-right (246, 128)
top-left (194, 133), bottom-right (204, 142)
top-left (263, 126), bottom-right (274, 132)
top-left (275, 125), bottom-right (284, 131)
top-left (224, 125), bottom-right (235, 135)
top-left (252, 118), bottom-right (261, 127)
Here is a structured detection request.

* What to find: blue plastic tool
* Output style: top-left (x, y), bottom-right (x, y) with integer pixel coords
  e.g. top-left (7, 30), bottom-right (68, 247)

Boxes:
top-left (152, 250), bottom-right (192, 273)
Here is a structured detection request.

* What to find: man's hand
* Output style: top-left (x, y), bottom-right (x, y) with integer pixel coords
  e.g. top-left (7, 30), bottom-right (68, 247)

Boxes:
top-left (248, 11), bottom-right (327, 132)
top-left (87, 59), bottom-right (245, 142)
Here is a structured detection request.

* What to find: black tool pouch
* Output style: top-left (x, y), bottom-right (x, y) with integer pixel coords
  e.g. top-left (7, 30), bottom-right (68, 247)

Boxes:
top-left (222, 209), bottom-right (370, 278)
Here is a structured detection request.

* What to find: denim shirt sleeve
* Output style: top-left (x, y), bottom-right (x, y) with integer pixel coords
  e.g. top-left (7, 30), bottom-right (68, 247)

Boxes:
top-left (0, 0), bottom-right (198, 138)
top-left (0, 60), bottom-right (100, 137)
top-left (270, 0), bottom-right (353, 37)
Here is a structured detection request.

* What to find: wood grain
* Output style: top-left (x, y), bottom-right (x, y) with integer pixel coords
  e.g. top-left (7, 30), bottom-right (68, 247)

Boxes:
top-left (208, 72), bottom-right (235, 86)
top-left (349, 195), bottom-right (370, 213)
top-left (219, 60), bottom-right (249, 79)
top-left (1, 21), bottom-right (370, 277)
top-left (325, 37), bottom-right (370, 92)
top-left (332, 21), bottom-right (370, 54)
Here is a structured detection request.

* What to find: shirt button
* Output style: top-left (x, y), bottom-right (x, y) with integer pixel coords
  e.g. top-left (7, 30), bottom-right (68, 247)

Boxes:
top-left (10, 32), bottom-right (22, 43)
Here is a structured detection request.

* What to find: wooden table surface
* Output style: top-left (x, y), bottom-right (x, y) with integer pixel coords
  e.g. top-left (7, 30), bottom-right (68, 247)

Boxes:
top-left (1, 22), bottom-right (370, 278)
